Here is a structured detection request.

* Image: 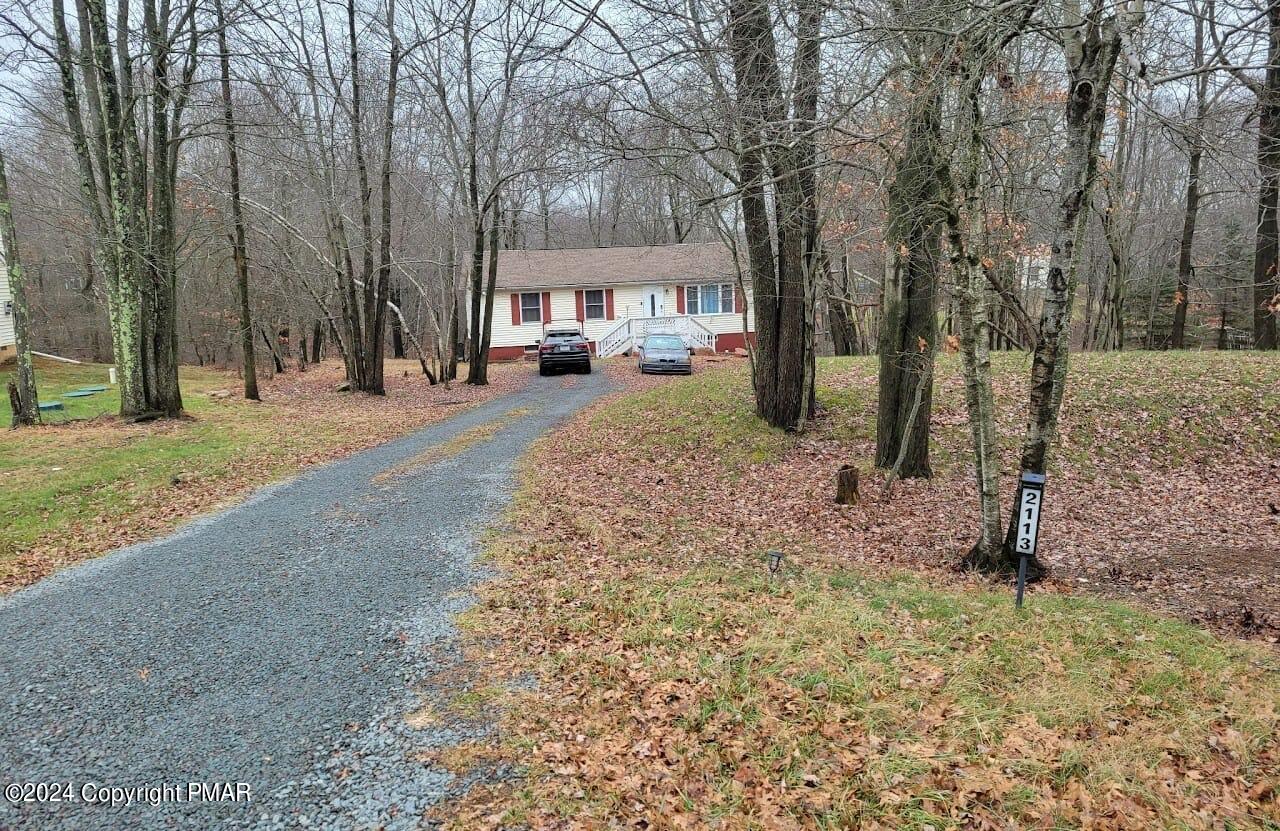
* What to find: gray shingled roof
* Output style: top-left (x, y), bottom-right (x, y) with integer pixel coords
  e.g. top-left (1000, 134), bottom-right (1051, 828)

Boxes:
top-left (487, 242), bottom-right (739, 290)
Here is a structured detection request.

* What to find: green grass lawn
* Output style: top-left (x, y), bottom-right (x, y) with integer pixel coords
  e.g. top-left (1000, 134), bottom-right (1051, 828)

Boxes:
top-left (0, 359), bottom-right (285, 581)
top-left (2, 359), bottom-right (159, 423)
top-left (818, 350), bottom-right (1280, 474)
top-left (0, 356), bottom-right (516, 589)
top-left (448, 349), bottom-right (1280, 830)
top-left (473, 562), bottom-right (1279, 828)
top-left (600, 350), bottom-right (1280, 478)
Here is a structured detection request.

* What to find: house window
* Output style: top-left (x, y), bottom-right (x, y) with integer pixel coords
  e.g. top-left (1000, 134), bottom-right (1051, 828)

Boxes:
top-left (520, 292), bottom-right (542, 324)
top-left (685, 283), bottom-right (735, 315)
top-left (583, 289), bottom-right (605, 320)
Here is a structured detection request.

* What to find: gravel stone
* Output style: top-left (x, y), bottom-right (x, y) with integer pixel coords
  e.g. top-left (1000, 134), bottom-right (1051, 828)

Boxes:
top-left (0, 368), bottom-right (609, 830)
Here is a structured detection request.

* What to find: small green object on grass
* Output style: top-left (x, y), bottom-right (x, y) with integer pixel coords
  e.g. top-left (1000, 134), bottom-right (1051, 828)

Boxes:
top-left (62, 390), bottom-right (96, 398)
top-left (38, 401), bottom-right (65, 412)
top-left (77, 386), bottom-right (108, 393)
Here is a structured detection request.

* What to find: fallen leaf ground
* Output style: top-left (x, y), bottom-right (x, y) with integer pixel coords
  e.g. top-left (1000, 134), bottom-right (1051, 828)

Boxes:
top-left (443, 351), bottom-right (1280, 830)
top-left (0, 356), bottom-right (528, 590)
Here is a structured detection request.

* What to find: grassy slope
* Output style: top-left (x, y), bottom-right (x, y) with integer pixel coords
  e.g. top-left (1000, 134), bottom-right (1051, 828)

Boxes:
top-left (599, 351), bottom-right (1279, 481)
top-left (1, 361), bottom-right (263, 569)
top-left (0, 357), bottom-right (522, 588)
top-left (1, 359), bottom-right (146, 423)
top-left (448, 352), bottom-right (1280, 830)
top-left (813, 351), bottom-right (1279, 476)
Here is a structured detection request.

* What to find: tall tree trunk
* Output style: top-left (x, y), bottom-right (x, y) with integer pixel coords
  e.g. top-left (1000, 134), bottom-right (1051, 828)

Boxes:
top-left (1254, 5), bottom-right (1280, 350)
top-left (1171, 145), bottom-right (1202, 348)
top-left (0, 152), bottom-right (39, 426)
top-left (61, 0), bottom-right (147, 416)
top-left (942, 34), bottom-right (1034, 570)
top-left (311, 319), bottom-right (324, 363)
top-left (447, 293), bottom-right (460, 382)
top-left (445, 238), bottom-right (459, 382)
top-left (477, 195), bottom-right (500, 377)
top-left (737, 140), bottom-right (775, 412)
top-left (462, 4), bottom-right (490, 387)
top-left (1095, 74), bottom-right (1135, 352)
top-left (389, 282), bottom-right (406, 359)
top-left (216, 0), bottom-right (258, 400)
top-left (464, 208), bottom-right (487, 383)
top-left (54, 0), bottom-right (188, 418)
top-left (337, 0), bottom-right (392, 393)
top-left (1172, 13), bottom-right (1208, 350)
top-left (727, 0), bottom-right (820, 431)
top-left (143, 0), bottom-right (185, 417)
top-left (999, 0), bottom-right (1143, 576)
top-left (876, 80), bottom-right (942, 478)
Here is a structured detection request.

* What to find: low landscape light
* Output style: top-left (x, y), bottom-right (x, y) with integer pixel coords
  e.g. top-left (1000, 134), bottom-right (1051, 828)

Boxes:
top-left (767, 550), bottom-right (784, 576)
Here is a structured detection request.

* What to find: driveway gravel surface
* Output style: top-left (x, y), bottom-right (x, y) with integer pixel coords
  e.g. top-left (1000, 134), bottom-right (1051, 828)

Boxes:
top-left (0, 366), bottom-right (608, 830)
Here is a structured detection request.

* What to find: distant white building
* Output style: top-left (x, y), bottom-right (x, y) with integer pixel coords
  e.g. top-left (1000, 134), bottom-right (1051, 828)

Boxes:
top-left (0, 262), bottom-right (14, 362)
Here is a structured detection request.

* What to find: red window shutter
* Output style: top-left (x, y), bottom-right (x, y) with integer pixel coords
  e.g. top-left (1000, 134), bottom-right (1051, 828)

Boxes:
top-left (575, 290), bottom-right (585, 322)
top-left (735, 286), bottom-right (745, 313)
top-left (605, 289), bottom-right (615, 320)
top-left (675, 285), bottom-right (685, 314)
top-left (541, 291), bottom-right (552, 324)
top-left (510, 293), bottom-right (521, 326)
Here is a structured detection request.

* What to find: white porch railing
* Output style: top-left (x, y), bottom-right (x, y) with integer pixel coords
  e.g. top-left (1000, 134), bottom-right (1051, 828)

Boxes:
top-left (595, 315), bottom-right (717, 357)
top-left (596, 317), bottom-right (633, 357)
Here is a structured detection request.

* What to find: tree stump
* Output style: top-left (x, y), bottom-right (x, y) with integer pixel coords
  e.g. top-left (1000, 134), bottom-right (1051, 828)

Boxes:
top-left (8, 381), bottom-right (23, 427)
top-left (835, 465), bottom-right (860, 505)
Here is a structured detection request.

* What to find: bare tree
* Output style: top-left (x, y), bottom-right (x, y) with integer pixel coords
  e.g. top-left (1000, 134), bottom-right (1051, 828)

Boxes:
top-left (875, 67), bottom-right (943, 477)
top-left (996, 0), bottom-right (1147, 576)
top-left (215, 0), bottom-right (258, 400)
top-left (50, 0), bottom-right (199, 417)
top-left (1212, 0), bottom-right (1280, 349)
top-left (938, 0), bottom-right (1038, 569)
top-left (0, 151), bottom-right (38, 426)
top-left (728, 0), bottom-right (824, 430)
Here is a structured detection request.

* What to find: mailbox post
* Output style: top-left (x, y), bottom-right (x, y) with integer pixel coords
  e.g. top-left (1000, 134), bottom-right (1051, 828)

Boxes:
top-left (1014, 472), bottom-right (1045, 609)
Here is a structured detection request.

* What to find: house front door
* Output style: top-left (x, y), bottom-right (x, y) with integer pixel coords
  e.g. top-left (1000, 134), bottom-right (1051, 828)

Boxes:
top-left (642, 285), bottom-right (665, 318)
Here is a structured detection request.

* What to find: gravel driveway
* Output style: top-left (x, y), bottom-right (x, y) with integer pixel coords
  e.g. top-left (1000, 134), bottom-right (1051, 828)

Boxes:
top-left (0, 366), bottom-right (609, 830)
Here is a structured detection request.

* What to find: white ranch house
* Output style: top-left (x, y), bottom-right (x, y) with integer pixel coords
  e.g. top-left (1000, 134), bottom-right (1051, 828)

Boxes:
top-left (480, 242), bottom-right (754, 361)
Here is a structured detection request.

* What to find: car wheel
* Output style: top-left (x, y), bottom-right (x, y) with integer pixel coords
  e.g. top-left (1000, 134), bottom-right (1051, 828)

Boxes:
top-left (538, 365), bottom-right (548, 376)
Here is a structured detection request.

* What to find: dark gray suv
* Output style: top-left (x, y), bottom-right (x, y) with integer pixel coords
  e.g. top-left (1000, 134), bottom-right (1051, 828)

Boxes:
top-left (538, 333), bottom-right (592, 375)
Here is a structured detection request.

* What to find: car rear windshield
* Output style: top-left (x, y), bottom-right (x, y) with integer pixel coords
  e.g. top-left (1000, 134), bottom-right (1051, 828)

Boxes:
top-left (645, 336), bottom-right (685, 350)
top-left (546, 333), bottom-right (585, 344)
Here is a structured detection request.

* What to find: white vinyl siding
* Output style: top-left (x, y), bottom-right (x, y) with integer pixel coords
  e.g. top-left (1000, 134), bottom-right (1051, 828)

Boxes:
top-left (481, 283), bottom-right (753, 350)
top-left (0, 265), bottom-right (14, 349)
